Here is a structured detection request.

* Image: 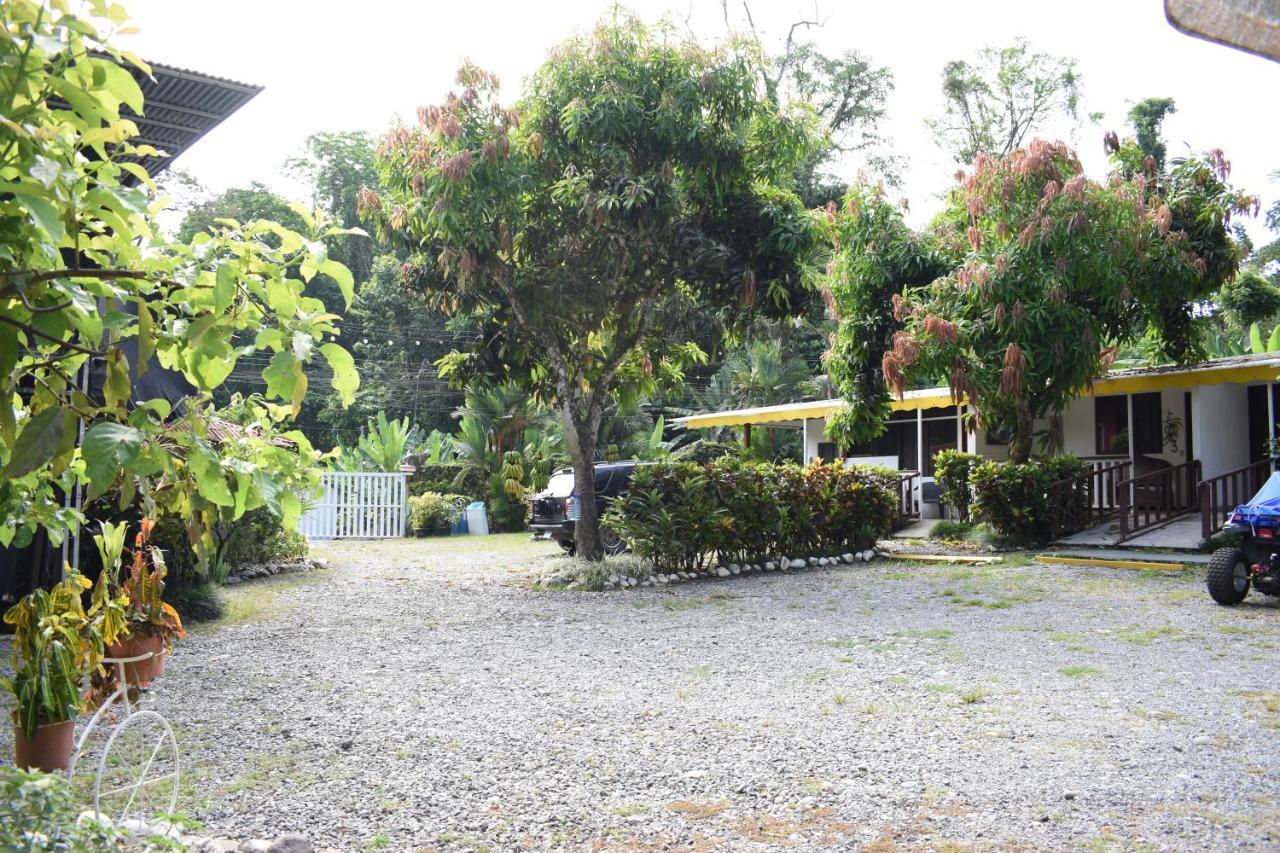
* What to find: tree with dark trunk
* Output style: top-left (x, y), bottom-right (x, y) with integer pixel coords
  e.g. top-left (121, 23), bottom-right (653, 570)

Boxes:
top-left (367, 15), bottom-right (818, 558)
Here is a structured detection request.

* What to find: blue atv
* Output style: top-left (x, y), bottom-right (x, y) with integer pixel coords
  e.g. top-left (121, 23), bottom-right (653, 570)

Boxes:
top-left (1210, 472), bottom-right (1280, 605)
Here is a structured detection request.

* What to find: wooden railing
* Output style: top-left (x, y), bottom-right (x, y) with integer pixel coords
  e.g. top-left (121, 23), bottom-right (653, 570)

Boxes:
top-left (1199, 458), bottom-right (1278, 538)
top-left (896, 470), bottom-right (920, 528)
top-left (1117, 459), bottom-right (1202, 541)
top-left (1047, 460), bottom-right (1131, 538)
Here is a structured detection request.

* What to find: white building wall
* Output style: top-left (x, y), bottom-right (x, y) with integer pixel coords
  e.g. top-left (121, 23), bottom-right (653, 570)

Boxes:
top-left (802, 417), bottom-right (824, 463)
top-left (1193, 383), bottom-right (1251, 480)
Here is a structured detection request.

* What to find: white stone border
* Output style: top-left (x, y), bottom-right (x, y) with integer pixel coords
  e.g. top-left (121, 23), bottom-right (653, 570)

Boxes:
top-left (546, 549), bottom-right (880, 590)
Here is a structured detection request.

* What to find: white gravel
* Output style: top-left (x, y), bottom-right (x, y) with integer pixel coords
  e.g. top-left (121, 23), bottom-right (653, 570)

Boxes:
top-left (98, 536), bottom-right (1280, 849)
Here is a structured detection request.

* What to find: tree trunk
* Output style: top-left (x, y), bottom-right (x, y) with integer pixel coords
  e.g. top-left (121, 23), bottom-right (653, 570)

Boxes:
top-left (560, 401), bottom-right (604, 561)
top-left (1009, 400), bottom-right (1034, 463)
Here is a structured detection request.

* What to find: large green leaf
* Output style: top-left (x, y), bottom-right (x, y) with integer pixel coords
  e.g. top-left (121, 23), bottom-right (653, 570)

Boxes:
top-left (1, 407), bottom-right (75, 479)
top-left (214, 262), bottom-right (237, 313)
top-left (1250, 323), bottom-right (1264, 355)
top-left (320, 343), bottom-right (359, 405)
top-left (82, 422), bottom-right (144, 498)
top-left (318, 259), bottom-right (354, 308)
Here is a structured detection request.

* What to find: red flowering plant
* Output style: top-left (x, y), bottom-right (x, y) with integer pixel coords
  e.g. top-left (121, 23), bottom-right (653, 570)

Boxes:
top-left (821, 139), bottom-right (1255, 462)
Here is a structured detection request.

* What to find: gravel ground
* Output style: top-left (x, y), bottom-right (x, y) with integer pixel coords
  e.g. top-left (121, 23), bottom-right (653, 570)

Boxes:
top-left (48, 535), bottom-right (1280, 850)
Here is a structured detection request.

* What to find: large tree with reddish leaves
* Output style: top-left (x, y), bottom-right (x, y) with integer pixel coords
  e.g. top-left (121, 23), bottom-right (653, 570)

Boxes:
top-left (366, 16), bottom-right (820, 559)
top-left (823, 138), bottom-right (1255, 462)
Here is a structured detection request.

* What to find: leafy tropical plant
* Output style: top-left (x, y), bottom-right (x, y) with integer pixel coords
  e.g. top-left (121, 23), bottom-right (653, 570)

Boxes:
top-left (119, 520), bottom-right (185, 650)
top-left (356, 413), bottom-right (423, 472)
top-left (0, 766), bottom-right (122, 851)
top-left (932, 450), bottom-right (981, 524)
top-left (2, 569), bottom-right (123, 741)
top-left (0, 0), bottom-right (360, 558)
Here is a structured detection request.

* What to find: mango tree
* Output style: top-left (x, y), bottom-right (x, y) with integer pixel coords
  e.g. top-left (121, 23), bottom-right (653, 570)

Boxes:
top-left (822, 138), bottom-right (1254, 461)
top-left (367, 16), bottom-right (819, 558)
top-left (0, 0), bottom-right (360, 564)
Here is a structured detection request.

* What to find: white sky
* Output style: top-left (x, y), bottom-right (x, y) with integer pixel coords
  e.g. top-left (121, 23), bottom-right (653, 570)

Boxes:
top-left (120, 0), bottom-right (1280, 243)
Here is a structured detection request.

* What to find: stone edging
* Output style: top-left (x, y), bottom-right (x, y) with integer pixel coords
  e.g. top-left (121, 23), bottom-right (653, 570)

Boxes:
top-left (223, 557), bottom-right (327, 586)
top-left (536, 550), bottom-right (880, 590)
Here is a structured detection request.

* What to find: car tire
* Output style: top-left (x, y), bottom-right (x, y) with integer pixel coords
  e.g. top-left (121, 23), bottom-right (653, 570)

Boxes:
top-left (1207, 547), bottom-right (1250, 606)
top-left (600, 526), bottom-right (627, 556)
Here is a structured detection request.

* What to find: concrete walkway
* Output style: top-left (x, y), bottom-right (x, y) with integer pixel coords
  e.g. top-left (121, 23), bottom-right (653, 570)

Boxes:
top-left (1043, 547), bottom-right (1211, 565)
top-left (1054, 514), bottom-right (1204, 550)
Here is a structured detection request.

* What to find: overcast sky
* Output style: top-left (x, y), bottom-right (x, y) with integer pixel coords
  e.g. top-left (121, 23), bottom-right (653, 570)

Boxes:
top-left (120, 0), bottom-right (1280, 242)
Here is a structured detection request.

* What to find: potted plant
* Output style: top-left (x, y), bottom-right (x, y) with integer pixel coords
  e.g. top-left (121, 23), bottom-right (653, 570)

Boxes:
top-left (3, 569), bottom-right (123, 772)
top-left (105, 519), bottom-right (185, 686)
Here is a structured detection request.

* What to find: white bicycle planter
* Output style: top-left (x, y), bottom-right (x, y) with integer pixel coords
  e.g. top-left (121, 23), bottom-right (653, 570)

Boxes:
top-left (68, 651), bottom-right (180, 825)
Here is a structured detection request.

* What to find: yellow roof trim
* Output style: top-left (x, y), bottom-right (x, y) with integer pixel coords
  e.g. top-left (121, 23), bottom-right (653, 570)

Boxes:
top-left (675, 358), bottom-right (1280, 430)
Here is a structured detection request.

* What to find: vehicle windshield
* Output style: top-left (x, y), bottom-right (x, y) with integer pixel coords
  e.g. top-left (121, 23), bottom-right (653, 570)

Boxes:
top-left (546, 472), bottom-right (575, 497)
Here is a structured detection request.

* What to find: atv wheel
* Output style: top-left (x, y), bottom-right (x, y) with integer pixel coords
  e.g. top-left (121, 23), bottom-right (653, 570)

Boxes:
top-left (1207, 547), bottom-right (1250, 606)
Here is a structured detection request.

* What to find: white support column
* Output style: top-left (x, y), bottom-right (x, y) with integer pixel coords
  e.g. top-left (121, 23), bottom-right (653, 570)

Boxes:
top-left (916, 408), bottom-right (924, 474)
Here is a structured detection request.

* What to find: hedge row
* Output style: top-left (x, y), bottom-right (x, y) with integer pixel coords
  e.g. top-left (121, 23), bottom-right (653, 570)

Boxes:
top-left (942, 452), bottom-right (1090, 544)
top-left (407, 463), bottom-right (485, 500)
top-left (605, 459), bottom-right (898, 574)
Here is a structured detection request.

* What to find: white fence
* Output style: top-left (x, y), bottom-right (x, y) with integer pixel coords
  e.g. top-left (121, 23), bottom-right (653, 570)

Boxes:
top-left (298, 472), bottom-right (408, 540)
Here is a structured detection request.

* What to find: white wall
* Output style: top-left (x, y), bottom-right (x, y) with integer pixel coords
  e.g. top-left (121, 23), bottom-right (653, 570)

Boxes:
top-left (1193, 383), bottom-right (1251, 480)
top-left (802, 417), bottom-right (825, 463)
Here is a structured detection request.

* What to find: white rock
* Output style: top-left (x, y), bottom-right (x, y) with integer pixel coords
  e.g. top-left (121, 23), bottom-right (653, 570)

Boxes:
top-left (268, 836), bottom-right (314, 853)
top-left (862, 549), bottom-right (875, 561)
top-left (730, 565), bottom-right (740, 575)
top-left (808, 557), bottom-right (820, 567)
top-left (842, 553), bottom-right (855, 563)
top-left (717, 567), bottom-right (731, 578)
top-left (765, 561), bottom-right (775, 571)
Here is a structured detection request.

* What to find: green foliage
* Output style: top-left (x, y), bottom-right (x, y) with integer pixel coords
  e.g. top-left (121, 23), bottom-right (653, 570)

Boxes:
top-left (929, 520), bottom-right (974, 541)
top-left (350, 412), bottom-right (422, 472)
top-left (0, 1), bottom-right (360, 556)
top-left (285, 131), bottom-right (382, 284)
top-left (933, 450), bottom-right (981, 523)
top-left (929, 40), bottom-right (1080, 164)
top-left (821, 185), bottom-right (950, 445)
top-left (824, 140), bottom-right (1253, 460)
top-left (607, 460), bottom-right (896, 574)
top-left (2, 570), bottom-right (122, 740)
top-left (408, 491), bottom-right (466, 532)
top-left (670, 439), bottom-right (742, 464)
top-left (1127, 97), bottom-right (1176, 172)
top-left (368, 15), bottom-right (819, 559)
top-left (408, 463), bottom-right (485, 499)
top-left (1218, 270), bottom-right (1280, 332)
top-left (163, 579), bottom-right (226, 624)
top-left (970, 455), bottom-right (1087, 544)
top-left (0, 766), bottom-right (122, 851)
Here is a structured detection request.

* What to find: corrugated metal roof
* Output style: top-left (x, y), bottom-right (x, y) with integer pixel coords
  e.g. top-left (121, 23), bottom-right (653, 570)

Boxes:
top-left (50, 55), bottom-right (262, 182)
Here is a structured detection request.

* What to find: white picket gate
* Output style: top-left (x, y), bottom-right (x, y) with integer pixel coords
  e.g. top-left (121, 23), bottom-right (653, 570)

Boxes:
top-left (298, 472), bottom-right (408, 539)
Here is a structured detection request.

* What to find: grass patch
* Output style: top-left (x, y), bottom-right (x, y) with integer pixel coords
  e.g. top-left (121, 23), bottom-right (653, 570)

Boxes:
top-left (610, 803), bottom-right (650, 817)
top-left (1059, 665), bottom-right (1102, 679)
top-left (925, 683), bottom-right (956, 694)
top-left (960, 686), bottom-right (989, 704)
top-left (660, 596), bottom-right (704, 612)
top-left (1115, 624), bottom-right (1186, 645)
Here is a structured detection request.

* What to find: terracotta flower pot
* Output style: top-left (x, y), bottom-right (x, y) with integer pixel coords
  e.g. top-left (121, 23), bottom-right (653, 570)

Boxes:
top-left (107, 632), bottom-right (166, 686)
top-left (13, 718), bottom-right (75, 772)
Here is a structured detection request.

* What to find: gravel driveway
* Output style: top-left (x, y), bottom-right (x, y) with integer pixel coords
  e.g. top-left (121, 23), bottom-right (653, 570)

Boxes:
top-left (142, 534), bottom-right (1278, 850)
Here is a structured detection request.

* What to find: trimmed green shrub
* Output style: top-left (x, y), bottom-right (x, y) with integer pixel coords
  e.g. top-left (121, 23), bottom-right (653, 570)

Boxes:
top-left (408, 491), bottom-right (467, 533)
top-left (933, 449), bottom-right (981, 523)
top-left (408, 463), bottom-right (485, 499)
top-left (970, 454), bottom-right (1088, 544)
top-left (607, 462), bottom-right (724, 573)
top-left (607, 459), bottom-right (897, 574)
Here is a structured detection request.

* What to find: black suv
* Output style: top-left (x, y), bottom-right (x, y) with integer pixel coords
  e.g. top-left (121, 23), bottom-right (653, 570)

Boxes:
top-left (529, 461), bottom-right (639, 555)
